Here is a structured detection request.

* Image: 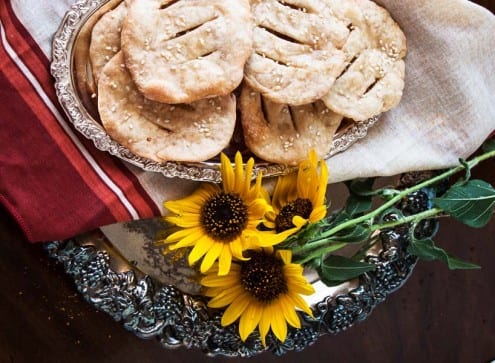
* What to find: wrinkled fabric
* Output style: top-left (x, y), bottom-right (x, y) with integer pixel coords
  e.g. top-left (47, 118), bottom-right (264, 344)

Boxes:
top-left (1, 0), bottom-right (494, 242)
top-left (327, 0), bottom-right (495, 182)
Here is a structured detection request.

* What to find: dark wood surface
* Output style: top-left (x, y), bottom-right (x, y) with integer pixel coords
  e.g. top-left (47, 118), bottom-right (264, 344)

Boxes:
top-left (2, 3), bottom-right (495, 363)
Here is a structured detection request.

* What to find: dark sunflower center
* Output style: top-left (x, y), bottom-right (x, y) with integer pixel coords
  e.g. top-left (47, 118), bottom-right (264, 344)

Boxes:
top-left (200, 191), bottom-right (248, 242)
top-left (240, 252), bottom-right (288, 303)
top-left (275, 198), bottom-right (313, 233)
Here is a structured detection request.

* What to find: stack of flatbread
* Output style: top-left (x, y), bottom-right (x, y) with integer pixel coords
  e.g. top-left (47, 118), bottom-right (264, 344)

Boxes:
top-left (90, 0), bottom-right (406, 166)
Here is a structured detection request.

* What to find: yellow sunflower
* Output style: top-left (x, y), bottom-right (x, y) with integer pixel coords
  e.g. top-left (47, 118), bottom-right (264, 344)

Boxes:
top-left (162, 152), bottom-right (286, 275)
top-left (262, 150), bottom-right (328, 239)
top-left (201, 248), bottom-right (315, 346)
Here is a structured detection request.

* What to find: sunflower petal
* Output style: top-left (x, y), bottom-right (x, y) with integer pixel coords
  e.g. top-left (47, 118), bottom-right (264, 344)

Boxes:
top-left (167, 228), bottom-right (204, 249)
top-left (291, 283), bottom-right (316, 296)
top-left (218, 244), bottom-right (232, 275)
top-left (195, 183), bottom-right (220, 201)
top-left (297, 160), bottom-right (312, 199)
top-left (270, 306), bottom-right (288, 343)
top-left (252, 229), bottom-right (295, 248)
top-left (263, 220), bottom-right (276, 229)
top-left (233, 152), bottom-right (245, 194)
top-left (164, 227), bottom-right (196, 243)
top-left (273, 174), bottom-right (297, 210)
top-left (283, 263), bottom-right (304, 276)
top-left (221, 153), bottom-right (235, 192)
top-left (276, 250), bottom-right (292, 265)
top-left (188, 236), bottom-right (215, 264)
top-left (230, 239), bottom-right (248, 261)
top-left (241, 230), bottom-right (263, 249)
top-left (258, 183), bottom-right (271, 204)
top-left (207, 285), bottom-right (244, 308)
top-left (248, 198), bottom-right (271, 219)
top-left (164, 200), bottom-right (200, 215)
top-left (166, 214), bottom-right (200, 228)
top-left (243, 156), bottom-right (255, 196)
top-left (308, 149), bottom-right (318, 165)
top-left (239, 303), bottom-right (262, 341)
top-left (258, 304), bottom-right (273, 347)
top-left (287, 274), bottom-right (316, 296)
top-left (199, 241), bottom-right (224, 274)
top-left (309, 205), bottom-right (327, 223)
top-left (221, 293), bottom-right (251, 326)
top-left (201, 270), bottom-right (239, 287)
top-left (250, 170), bottom-right (264, 201)
top-left (315, 161), bottom-right (329, 206)
top-left (164, 184), bottom-right (217, 213)
top-left (279, 295), bottom-right (301, 329)
top-left (288, 293), bottom-right (314, 317)
top-left (291, 215), bottom-right (308, 229)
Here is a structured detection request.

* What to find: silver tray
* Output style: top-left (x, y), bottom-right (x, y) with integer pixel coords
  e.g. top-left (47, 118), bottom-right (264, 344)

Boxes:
top-left (50, 0), bottom-right (379, 182)
top-left (44, 174), bottom-right (439, 357)
top-left (45, 217), bottom-right (419, 357)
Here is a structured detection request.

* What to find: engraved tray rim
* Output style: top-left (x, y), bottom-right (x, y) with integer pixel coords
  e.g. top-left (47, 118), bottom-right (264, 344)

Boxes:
top-left (50, 0), bottom-right (380, 183)
top-left (43, 172), bottom-right (436, 357)
top-left (45, 216), bottom-right (419, 357)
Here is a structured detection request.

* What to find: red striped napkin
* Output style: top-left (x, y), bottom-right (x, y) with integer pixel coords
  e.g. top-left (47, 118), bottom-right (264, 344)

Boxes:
top-left (1, 0), bottom-right (494, 242)
top-left (0, 1), bottom-right (199, 242)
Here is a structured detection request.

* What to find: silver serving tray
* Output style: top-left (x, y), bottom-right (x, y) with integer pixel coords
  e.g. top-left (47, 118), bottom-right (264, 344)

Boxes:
top-left (50, 0), bottom-right (379, 182)
top-left (46, 215), bottom-right (419, 357)
top-left (44, 172), bottom-right (440, 356)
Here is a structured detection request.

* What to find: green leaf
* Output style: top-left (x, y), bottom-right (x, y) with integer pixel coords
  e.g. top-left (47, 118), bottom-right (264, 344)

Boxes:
top-left (294, 222), bottom-right (323, 244)
top-left (482, 138), bottom-right (495, 153)
top-left (346, 178), bottom-right (376, 196)
top-left (318, 255), bottom-right (375, 286)
top-left (325, 210), bottom-right (351, 229)
top-left (345, 194), bottom-right (372, 216)
top-left (434, 179), bottom-right (495, 228)
top-left (407, 238), bottom-right (480, 270)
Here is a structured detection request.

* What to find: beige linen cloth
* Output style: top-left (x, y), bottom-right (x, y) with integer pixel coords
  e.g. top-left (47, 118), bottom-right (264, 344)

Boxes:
top-left (14, 0), bottom-right (495, 208)
top-left (327, 0), bottom-right (495, 182)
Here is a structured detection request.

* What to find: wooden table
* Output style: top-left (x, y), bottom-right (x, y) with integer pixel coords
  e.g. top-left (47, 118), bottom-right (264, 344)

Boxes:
top-left (1, 3), bottom-right (494, 363)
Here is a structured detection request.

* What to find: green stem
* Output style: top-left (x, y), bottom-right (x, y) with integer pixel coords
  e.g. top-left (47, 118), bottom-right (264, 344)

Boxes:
top-left (295, 242), bottom-right (348, 265)
top-left (369, 208), bottom-right (442, 232)
top-left (351, 235), bottom-right (380, 261)
top-left (296, 149), bottom-right (495, 255)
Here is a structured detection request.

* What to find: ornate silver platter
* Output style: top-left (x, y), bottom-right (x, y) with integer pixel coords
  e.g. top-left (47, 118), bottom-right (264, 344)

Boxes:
top-left (44, 217), bottom-right (419, 357)
top-left (44, 177), bottom-right (438, 357)
top-left (50, 0), bottom-right (379, 182)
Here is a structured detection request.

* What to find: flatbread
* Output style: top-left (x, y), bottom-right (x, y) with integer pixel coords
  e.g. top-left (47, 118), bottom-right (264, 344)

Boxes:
top-left (98, 52), bottom-right (236, 162)
top-left (321, 0), bottom-right (407, 121)
top-left (89, 1), bottom-right (128, 85)
top-left (240, 83), bottom-right (343, 165)
top-left (121, 0), bottom-right (253, 103)
top-left (244, 0), bottom-right (348, 105)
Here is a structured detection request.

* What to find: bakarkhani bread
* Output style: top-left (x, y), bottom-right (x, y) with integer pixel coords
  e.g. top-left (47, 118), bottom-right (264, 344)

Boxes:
top-left (98, 52), bottom-right (236, 163)
top-left (89, 1), bottom-right (128, 84)
top-left (121, 0), bottom-right (253, 104)
top-left (321, 0), bottom-right (407, 121)
top-left (240, 83), bottom-right (343, 165)
top-left (244, 0), bottom-right (349, 105)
